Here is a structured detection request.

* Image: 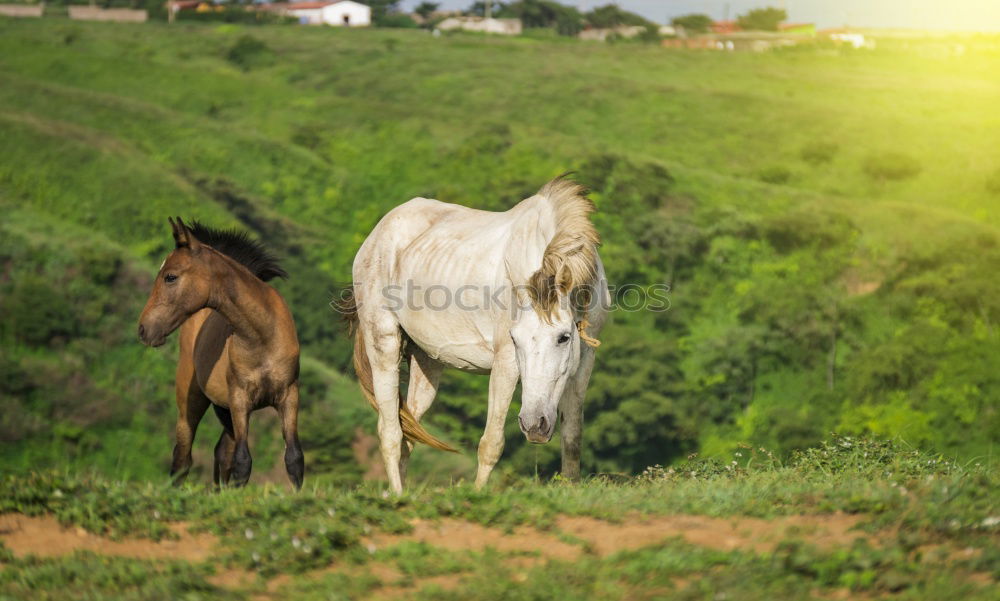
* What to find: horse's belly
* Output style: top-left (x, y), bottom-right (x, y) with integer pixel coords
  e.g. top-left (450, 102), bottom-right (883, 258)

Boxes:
top-left (399, 313), bottom-right (494, 373)
top-left (432, 343), bottom-right (493, 373)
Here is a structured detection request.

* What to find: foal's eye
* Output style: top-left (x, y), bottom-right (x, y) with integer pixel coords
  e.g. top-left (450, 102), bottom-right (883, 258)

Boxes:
top-left (164, 273), bottom-right (178, 283)
top-left (557, 333), bottom-right (571, 345)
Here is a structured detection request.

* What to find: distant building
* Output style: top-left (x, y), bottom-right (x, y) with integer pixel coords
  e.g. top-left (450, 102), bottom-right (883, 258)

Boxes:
top-left (579, 25), bottom-right (647, 41)
top-left (284, 0), bottom-right (371, 27)
top-left (0, 4), bottom-right (44, 17)
top-left (822, 29), bottom-right (870, 49)
top-left (711, 20), bottom-right (740, 34)
top-left (436, 16), bottom-right (522, 35)
top-left (779, 23), bottom-right (816, 35)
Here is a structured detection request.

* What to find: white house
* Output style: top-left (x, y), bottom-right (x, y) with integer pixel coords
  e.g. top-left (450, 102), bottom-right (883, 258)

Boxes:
top-left (286, 0), bottom-right (370, 27)
top-left (436, 16), bottom-right (522, 35)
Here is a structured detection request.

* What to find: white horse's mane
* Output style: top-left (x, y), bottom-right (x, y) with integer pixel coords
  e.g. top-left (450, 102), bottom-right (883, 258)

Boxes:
top-left (525, 177), bottom-right (601, 320)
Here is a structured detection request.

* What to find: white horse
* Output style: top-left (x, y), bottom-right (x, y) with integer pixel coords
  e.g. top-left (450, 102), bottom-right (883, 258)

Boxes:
top-left (343, 177), bottom-right (608, 493)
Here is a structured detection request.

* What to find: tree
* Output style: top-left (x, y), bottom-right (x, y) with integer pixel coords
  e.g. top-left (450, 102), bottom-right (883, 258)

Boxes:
top-left (365, 0), bottom-right (402, 24)
top-left (465, 1), bottom-right (508, 18)
top-left (584, 4), bottom-right (651, 28)
top-left (414, 1), bottom-right (439, 20)
top-left (498, 0), bottom-right (582, 35)
top-left (671, 13), bottom-right (712, 34)
top-left (736, 7), bottom-right (786, 31)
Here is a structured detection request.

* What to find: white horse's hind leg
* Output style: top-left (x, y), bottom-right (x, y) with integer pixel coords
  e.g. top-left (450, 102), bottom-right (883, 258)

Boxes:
top-left (476, 343), bottom-right (519, 489)
top-left (365, 318), bottom-right (405, 494)
top-left (560, 345), bottom-right (596, 481)
top-left (399, 347), bottom-right (442, 484)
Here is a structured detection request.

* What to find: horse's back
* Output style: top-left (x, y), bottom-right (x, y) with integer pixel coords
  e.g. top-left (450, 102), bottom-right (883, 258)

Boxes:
top-left (178, 309), bottom-right (232, 407)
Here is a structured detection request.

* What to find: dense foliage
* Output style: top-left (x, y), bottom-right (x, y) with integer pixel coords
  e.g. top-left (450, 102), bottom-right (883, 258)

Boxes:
top-left (737, 7), bottom-right (788, 31)
top-left (0, 20), bottom-right (998, 486)
top-left (671, 13), bottom-right (713, 33)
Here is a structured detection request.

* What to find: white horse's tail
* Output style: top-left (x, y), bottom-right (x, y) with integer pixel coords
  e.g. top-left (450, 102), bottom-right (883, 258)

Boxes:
top-left (341, 288), bottom-right (457, 453)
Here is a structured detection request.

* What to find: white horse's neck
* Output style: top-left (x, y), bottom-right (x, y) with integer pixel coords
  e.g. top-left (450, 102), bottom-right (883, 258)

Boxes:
top-left (501, 195), bottom-right (559, 288)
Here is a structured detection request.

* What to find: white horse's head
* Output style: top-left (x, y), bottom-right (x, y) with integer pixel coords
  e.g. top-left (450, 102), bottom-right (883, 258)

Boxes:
top-left (511, 301), bottom-right (582, 443)
top-left (507, 178), bottom-right (601, 444)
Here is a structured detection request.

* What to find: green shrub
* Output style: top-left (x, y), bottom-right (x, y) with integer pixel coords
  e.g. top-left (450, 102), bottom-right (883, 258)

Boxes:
top-left (178, 7), bottom-right (293, 25)
top-left (376, 14), bottom-right (419, 28)
top-left (225, 35), bottom-right (274, 71)
top-left (800, 141), bottom-right (838, 165)
top-left (985, 168), bottom-right (1000, 195)
top-left (862, 152), bottom-right (921, 181)
top-left (757, 165), bottom-right (792, 184)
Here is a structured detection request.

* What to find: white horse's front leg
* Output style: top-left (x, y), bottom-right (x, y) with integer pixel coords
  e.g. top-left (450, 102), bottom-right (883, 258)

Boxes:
top-left (365, 319), bottom-right (405, 495)
top-left (560, 344), bottom-right (596, 481)
top-left (400, 346), bottom-right (442, 484)
top-left (476, 343), bottom-right (518, 489)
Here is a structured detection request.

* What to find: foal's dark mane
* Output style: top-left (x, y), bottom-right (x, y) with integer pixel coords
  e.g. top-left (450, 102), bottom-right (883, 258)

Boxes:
top-left (188, 221), bottom-right (287, 282)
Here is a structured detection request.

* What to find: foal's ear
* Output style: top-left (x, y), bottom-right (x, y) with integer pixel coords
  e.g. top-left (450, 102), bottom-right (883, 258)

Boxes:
top-left (169, 216), bottom-right (188, 248)
top-left (170, 217), bottom-right (201, 253)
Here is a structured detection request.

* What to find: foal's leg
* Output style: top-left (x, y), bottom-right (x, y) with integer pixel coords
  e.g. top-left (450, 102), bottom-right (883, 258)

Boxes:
top-left (212, 405), bottom-right (236, 486)
top-left (559, 345), bottom-right (596, 482)
top-left (170, 377), bottom-right (210, 485)
top-left (399, 347), bottom-right (442, 484)
top-left (475, 343), bottom-right (518, 489)
top-left (364, 318), bottom-right (405, 494)
top-left (277, 384), bottom-right (305, 490)
top-left (229, 389), bottom-right (254, 487)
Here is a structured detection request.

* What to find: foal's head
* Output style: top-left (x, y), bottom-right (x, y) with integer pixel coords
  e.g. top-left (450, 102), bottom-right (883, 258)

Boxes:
top-left (137, 218), bottom-right (215, 347)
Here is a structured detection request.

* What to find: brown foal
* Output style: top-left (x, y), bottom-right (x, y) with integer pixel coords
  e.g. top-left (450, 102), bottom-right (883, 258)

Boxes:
top-left (138, 218), bottom-right (304, 489)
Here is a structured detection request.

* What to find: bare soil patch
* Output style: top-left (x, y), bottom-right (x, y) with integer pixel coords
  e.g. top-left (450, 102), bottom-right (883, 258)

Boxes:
top-left (556, 512), bottom-right (870, 555)
top-left (365, 517), bottom-right (580, 560)
top-left (365, 512), bottom-right (869, 562)
top-left (0, 513), bottom-right (217, 561)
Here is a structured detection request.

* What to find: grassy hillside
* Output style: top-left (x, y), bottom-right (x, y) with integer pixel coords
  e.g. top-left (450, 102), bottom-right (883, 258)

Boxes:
top-left (1, 18), bottom-right (999, 484)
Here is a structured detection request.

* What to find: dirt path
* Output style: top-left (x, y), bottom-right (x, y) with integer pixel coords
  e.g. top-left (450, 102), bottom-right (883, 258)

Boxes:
top-left (0, 514), bottom-right (217, 561)
top-left (0, 511), bottom-right (872, 599)
top-left (364, 512), bottom-right (870, 561)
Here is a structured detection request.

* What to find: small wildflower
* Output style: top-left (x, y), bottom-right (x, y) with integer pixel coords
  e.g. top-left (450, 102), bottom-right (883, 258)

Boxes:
top-left (153, 510), bottom-right (161, 520)
top-left (251, 552), bottom-right (261, 563)
top-left (292, 536), bottom-right (302, 549)
top-left (366, 543), bottom-right (377, 554)
top-left (327, 508), bottom-right (336, 517)
top-left (245, 528), bottom-right (254, 540)
top-left (981, 517), bottom-right (1000, 528)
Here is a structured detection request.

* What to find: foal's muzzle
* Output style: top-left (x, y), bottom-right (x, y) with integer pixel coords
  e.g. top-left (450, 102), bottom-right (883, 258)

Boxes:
top-left (137, 323), bottom-right (166, 347)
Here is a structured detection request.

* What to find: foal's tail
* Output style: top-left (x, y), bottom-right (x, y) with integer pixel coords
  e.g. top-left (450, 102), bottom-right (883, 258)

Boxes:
top-left (340, 287), bottom-right (457, 453)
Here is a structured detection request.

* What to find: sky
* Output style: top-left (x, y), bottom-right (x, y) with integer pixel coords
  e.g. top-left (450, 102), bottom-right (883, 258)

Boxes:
top-left (399, 0), bottom-right (1000, 31)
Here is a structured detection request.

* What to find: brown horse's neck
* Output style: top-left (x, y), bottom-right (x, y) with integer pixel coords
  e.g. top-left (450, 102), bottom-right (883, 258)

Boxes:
top-left (203, 250), bottom-right (280, 345)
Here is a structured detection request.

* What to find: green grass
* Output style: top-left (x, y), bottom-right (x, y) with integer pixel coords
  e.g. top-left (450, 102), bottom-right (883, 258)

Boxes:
top-left (1, 437), bottom-right (997, 599)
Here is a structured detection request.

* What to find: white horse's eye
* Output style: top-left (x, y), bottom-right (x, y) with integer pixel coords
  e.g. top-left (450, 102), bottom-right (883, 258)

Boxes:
top-left (557, 333), bottom-right (571, 345)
